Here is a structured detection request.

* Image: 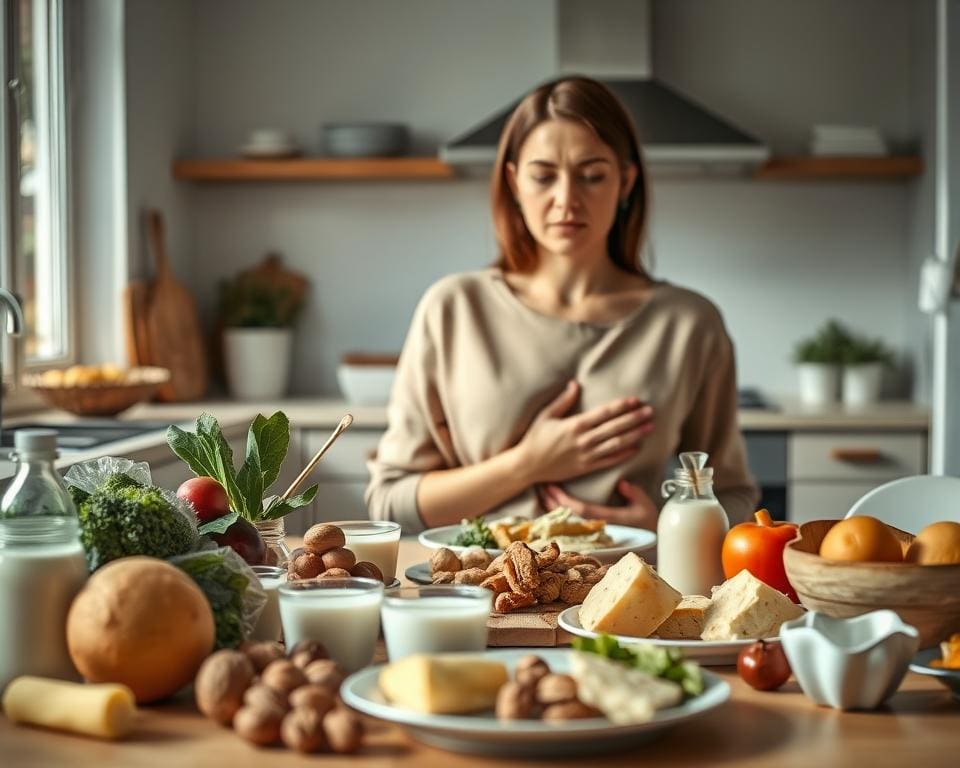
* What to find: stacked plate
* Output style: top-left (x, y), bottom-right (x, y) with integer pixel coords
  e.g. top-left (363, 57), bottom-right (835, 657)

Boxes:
top-left (810, 125), bottom-right (887, 156)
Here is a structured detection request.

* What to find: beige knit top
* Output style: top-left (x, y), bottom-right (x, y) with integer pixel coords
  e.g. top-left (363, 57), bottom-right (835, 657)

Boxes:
top-left (366, 269), bottom-right (759, 533)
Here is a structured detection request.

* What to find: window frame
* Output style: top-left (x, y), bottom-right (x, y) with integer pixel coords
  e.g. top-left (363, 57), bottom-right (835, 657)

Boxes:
top-left (1, 0), bottom-right (73, 397)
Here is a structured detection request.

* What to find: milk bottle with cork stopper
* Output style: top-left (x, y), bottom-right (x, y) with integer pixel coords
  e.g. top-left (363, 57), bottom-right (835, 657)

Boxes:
top-left (656, 451), bottom-right (729, 596)
top-left (0, 429), bottom-right (88, 691)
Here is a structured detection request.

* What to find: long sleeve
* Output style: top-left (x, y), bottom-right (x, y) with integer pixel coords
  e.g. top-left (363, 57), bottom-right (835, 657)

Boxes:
top-left (365, 287), bottom-right (456, 534)
top-left (679, 324), bottom-right (760, 525)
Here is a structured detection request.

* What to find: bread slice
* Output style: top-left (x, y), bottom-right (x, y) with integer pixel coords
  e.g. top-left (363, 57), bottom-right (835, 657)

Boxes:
top-left (654, 595), bottom-right (711, 640)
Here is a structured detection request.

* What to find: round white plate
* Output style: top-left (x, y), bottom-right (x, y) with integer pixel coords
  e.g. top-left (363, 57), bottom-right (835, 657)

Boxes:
top-left (909, 647), bottom-right (960, 700)
top-left (341, 648), bottom-right (729, 757)
top-left (417, 523), bottom-right (656, 563)
top-left (558, 605), bottom-right (778, 666)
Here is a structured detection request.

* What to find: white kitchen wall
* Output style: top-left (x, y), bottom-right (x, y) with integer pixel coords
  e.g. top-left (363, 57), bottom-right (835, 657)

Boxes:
top-left (121, 0), bottom-right (934, 399)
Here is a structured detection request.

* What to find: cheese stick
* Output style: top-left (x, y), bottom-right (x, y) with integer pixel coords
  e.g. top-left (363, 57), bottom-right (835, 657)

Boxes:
top-left (2, 676), bottom-right (137, 739)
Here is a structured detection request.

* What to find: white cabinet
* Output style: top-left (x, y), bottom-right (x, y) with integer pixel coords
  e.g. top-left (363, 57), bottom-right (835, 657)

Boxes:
top-left (787, 431), bottom-right (927, 523)
top-left (284, 428), bottom-right (384, 535)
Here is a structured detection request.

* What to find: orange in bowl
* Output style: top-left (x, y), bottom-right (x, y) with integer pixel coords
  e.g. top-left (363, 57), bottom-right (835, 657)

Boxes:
top-left (818, 516), bottom-right (903, 563)
top-left (906, 521), bottom-right (960, 565)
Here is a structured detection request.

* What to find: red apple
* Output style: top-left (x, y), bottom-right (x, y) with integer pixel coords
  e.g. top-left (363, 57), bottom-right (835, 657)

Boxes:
top-left (177, 476), bottom-right (230, 523)
top-left (211, 517), bottom-right (266, 566)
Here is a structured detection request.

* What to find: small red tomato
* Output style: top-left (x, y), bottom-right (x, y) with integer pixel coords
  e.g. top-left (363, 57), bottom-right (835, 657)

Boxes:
top-left (737, 640), bottom-right (791, 691)
top-left (177, 476), bottom-right (230, 523)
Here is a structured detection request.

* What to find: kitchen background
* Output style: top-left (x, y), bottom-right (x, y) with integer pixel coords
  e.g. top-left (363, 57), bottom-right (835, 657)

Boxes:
top-left (68, 0), bottom-right (955, 405)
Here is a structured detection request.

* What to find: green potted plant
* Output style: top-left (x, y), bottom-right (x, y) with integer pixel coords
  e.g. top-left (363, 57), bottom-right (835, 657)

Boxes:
top-left (841, 335), bottom-right (894, 406)
top-left (792, 320), bottom-right (850, 405)
top-left (219, 253), bottom-right (308, 400)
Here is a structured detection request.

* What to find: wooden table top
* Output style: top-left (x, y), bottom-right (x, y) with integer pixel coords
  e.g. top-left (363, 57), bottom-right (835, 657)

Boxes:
top-left (4, 539), bottom-right (958, 767)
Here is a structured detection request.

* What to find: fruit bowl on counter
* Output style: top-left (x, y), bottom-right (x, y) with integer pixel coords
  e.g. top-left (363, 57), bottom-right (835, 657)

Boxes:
top-left (24, 365), bottom-right (171, 416)
top-left (783, 519), bottom-right (960, 648)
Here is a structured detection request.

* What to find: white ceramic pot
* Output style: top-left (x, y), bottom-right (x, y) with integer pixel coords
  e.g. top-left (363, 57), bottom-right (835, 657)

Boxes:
top-left (223, 327), bottom-right (293, 400)
top-left (797, 363), bottom-right (840, 405)
top-left (842, 363), bottom-right (883, 407)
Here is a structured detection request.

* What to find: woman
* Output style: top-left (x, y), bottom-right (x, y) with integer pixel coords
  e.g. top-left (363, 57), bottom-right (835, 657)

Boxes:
top-left (366, 76), bottom-right (758, 533)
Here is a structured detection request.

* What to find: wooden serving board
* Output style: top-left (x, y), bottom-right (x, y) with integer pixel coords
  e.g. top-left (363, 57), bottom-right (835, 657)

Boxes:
top-left (486, 603), bottom-right (576, 647)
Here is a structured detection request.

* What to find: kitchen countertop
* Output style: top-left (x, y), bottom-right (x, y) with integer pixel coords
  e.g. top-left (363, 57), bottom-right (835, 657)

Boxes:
top-left (2, 539), bottom-right (955, 768)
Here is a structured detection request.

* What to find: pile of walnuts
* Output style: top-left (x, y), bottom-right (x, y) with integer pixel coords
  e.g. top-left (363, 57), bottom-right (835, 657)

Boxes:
top-left (287, 524), bottom-right (387, 583)
top-left (496, 654), bottom-right (601, 721)
top-left (430, 541), bottom-right (608, 613)
top-left (193, 640), bottom-right (364, 754)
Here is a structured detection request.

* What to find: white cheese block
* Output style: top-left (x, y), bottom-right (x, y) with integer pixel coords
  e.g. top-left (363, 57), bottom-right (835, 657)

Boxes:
top-left (654, 595), bottom-right (711, 640)
top-left (701, 570), bottom-right (804, 641)
top-left (2, 676), bottom-right (137, 739)
top-left (571, 652), bottom-right (683, 724)
top-left (378, 654), bottom-right (508, 714)
top-left (578, 553), bottom-right (682, 638)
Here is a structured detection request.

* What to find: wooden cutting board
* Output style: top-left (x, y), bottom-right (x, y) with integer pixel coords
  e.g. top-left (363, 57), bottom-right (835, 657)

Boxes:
top-left (122, 280), bottom-right (151, 366)
top-left (144, 210), bottom-right (209, 401)
top-left (486, 603), bottom-right (576, 647)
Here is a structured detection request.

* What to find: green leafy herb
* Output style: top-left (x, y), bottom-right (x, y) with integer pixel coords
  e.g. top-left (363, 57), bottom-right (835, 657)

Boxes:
top-left (167, 411), bottom-right (318, 523)
top-left (173, 550), bottom-right (252, 649)
top-left (198, 511), bottom-right (239, 536)
top-left (452, 516), bottom-right (497, 548)
top-left (573, 635), bottom-right (704, 697)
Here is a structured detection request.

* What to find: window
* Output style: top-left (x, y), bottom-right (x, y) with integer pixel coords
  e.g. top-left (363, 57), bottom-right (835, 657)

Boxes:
top-left (2, 0), bottom-right (69, 374)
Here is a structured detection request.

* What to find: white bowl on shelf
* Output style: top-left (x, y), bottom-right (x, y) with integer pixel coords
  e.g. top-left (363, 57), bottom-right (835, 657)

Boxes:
top-left (337, 363), bottom-right (397, 405)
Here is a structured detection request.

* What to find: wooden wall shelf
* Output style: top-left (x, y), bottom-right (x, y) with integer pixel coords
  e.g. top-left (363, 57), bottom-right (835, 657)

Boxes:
top-left (754, 156), bottom-right (922, 180)
top-left (172, 157), bottom-right (456, 181)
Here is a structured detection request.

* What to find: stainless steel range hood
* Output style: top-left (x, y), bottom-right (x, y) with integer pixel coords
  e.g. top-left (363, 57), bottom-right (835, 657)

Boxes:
top-left (440, 0), bottom-right (769, 170)
top-left (440, 78), bottom-right (769, 167)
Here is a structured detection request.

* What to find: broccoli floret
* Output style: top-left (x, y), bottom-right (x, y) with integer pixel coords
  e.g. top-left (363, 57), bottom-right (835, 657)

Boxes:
top-left (100, 472), bottom-right (144, 494)
top-left (77, 482), bottom-right (198, 571)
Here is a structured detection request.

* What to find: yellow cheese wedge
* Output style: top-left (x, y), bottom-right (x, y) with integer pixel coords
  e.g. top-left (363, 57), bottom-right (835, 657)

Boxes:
top-left (378, 655), bottom-right (508, 714)
top-left (654, 595), bottom-right (711, 640)
top-left (701, 570), bottom-right (804, 640)
top-left (2, 676), bottom-right (137, 739)
top-left (578, 553), bottom-right (682, 638)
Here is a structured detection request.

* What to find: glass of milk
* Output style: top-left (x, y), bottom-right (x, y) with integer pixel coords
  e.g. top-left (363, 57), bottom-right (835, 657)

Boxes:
top-left (279, 578), bottom-right (384, 673)
top-left (381, 585), bottom-right (492, 661)
top-left (333, 521), bottom-right (401, 581)
top-left (250, 566), bottom-right (286, 643)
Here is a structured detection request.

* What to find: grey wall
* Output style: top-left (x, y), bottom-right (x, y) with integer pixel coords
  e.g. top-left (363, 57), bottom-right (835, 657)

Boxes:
top-left (118, 0), bottom-right (935, 400)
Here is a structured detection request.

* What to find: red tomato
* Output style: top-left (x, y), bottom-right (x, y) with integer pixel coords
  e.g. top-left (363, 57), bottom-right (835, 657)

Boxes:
top-left (737, 640), bottom-right (791, 691)
top-left (177, 476), bottom-right (230, 523)
top-left (722, 509), bottom-right (799, 602)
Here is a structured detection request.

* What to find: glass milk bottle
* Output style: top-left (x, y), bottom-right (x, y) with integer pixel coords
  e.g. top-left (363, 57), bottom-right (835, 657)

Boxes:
top-left (656, 451), bottom-right (729, 596)
top-left (0, 430), bottom-right (88, 691)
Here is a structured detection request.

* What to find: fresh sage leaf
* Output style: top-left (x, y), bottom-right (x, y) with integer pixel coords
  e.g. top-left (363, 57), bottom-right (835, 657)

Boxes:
top-left (261, 485), bottom-right (319, 520)
top-left (249, 412), bottom-right (289, 493)
top-left (198, 510), bottom-right (238, 535)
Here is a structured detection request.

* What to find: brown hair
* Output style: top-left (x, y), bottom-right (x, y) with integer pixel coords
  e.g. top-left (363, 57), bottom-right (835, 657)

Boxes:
top-left (490, 76), bottom-right (649, 276)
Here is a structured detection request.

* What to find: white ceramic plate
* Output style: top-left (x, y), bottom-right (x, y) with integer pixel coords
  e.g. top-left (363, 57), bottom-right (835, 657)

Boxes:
top-left (417, 523), bottom-right (656, 563)
top-left (909, 647), bottom-right (960, 700)
top-left (340, 648), bottom-right (729, 757)
top-left (558, 605), bottom-right (779, 666)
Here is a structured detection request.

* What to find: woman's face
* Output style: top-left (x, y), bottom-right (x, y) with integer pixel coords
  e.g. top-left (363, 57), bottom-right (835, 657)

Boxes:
top-left (506, 118), bottom-right (636, 260)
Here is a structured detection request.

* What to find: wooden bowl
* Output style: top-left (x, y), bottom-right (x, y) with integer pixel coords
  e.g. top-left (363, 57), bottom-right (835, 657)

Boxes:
top-left (784, 519), bottom-right (960, 648)
top-left (24, 367), bottom-right (171, 416)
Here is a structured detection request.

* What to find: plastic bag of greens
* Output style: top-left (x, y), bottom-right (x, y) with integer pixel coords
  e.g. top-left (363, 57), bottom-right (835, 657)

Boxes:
top-left (64, 456), bottom-right (200, 571)
top-left (170, 546), bottom-right (267, 649)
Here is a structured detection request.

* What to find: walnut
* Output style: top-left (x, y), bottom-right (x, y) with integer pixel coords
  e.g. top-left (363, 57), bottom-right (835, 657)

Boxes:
top-left (495, 680), bottom-right (535, 719)
top-left (533, 571), bottom-right (563, 604)
top-left (560, 579), bottom-right (592, 605)
top-left (542, 700), bottom-right (602, 720)
top-left (239, 640), bottom-right (285, 672)
top-left (480, 572), bottom-right (510, 594)
top-left (303, 524), bottom-right (346, 555)
top-left (431, 570), bottom-right (455, 584)
top-left (289, 685), bottom-right (336, 718)
top-left (243, 684), bottom-right (290, 713)
top-left (194, 650), bottom-right (255, 725)
top-left (533, 541), bottom-right (561, 568)
top-left (288, 640), bottom-right (328, 669)
top-left (494, 590), bottom-right (536, 613)
top-left (323, 707), bottom-right (365, 754)
top-left (453, 567), bottom-right (489, 586)
top-left (292, 551), bottom-right (325, 579)
top-left (317, 567), bottom-right (352, 579)
top-left (460, 546), bottom-right (493, 570)
top-left (514, 655), bottom-right (550, 688)
top-left (233, 704), bottom-right (285, 746)
top-left (350, 561), bottom-right (385, 583)
top-left (430, 547), bottom-right (462, 574)
top-left (535, 673), bottom-right (578, 705)
top-left (281, 706), bottom-right (326, 753)
top-left (321, 547), bottom-right (356, 572)
top-left (303, 659), bottom-right (345, 692)
top-left (261, 659), bottom-right (308, 695)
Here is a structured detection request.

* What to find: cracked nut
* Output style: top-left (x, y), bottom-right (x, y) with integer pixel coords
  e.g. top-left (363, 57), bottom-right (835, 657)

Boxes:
top-left (303, 524), bottom-right (346, 555)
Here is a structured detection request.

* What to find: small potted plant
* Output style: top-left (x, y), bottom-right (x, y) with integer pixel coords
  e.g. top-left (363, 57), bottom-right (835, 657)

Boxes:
top-left (219, 253), bottom-right (308, 400)
top-left (841, 335), bottom-right (894, 406)
top-left (793, 320), bottom-right (850, 405)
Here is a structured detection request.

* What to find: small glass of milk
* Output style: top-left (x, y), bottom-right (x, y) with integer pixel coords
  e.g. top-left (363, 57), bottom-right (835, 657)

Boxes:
top-left (278, 578), bottom-right (384, 673)
top-left (381, 585), bottom-right (492, 661)
top-left (333, 521), bottom-right (401, 581)
top-left (250, 566), bottom-right (286, 643)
